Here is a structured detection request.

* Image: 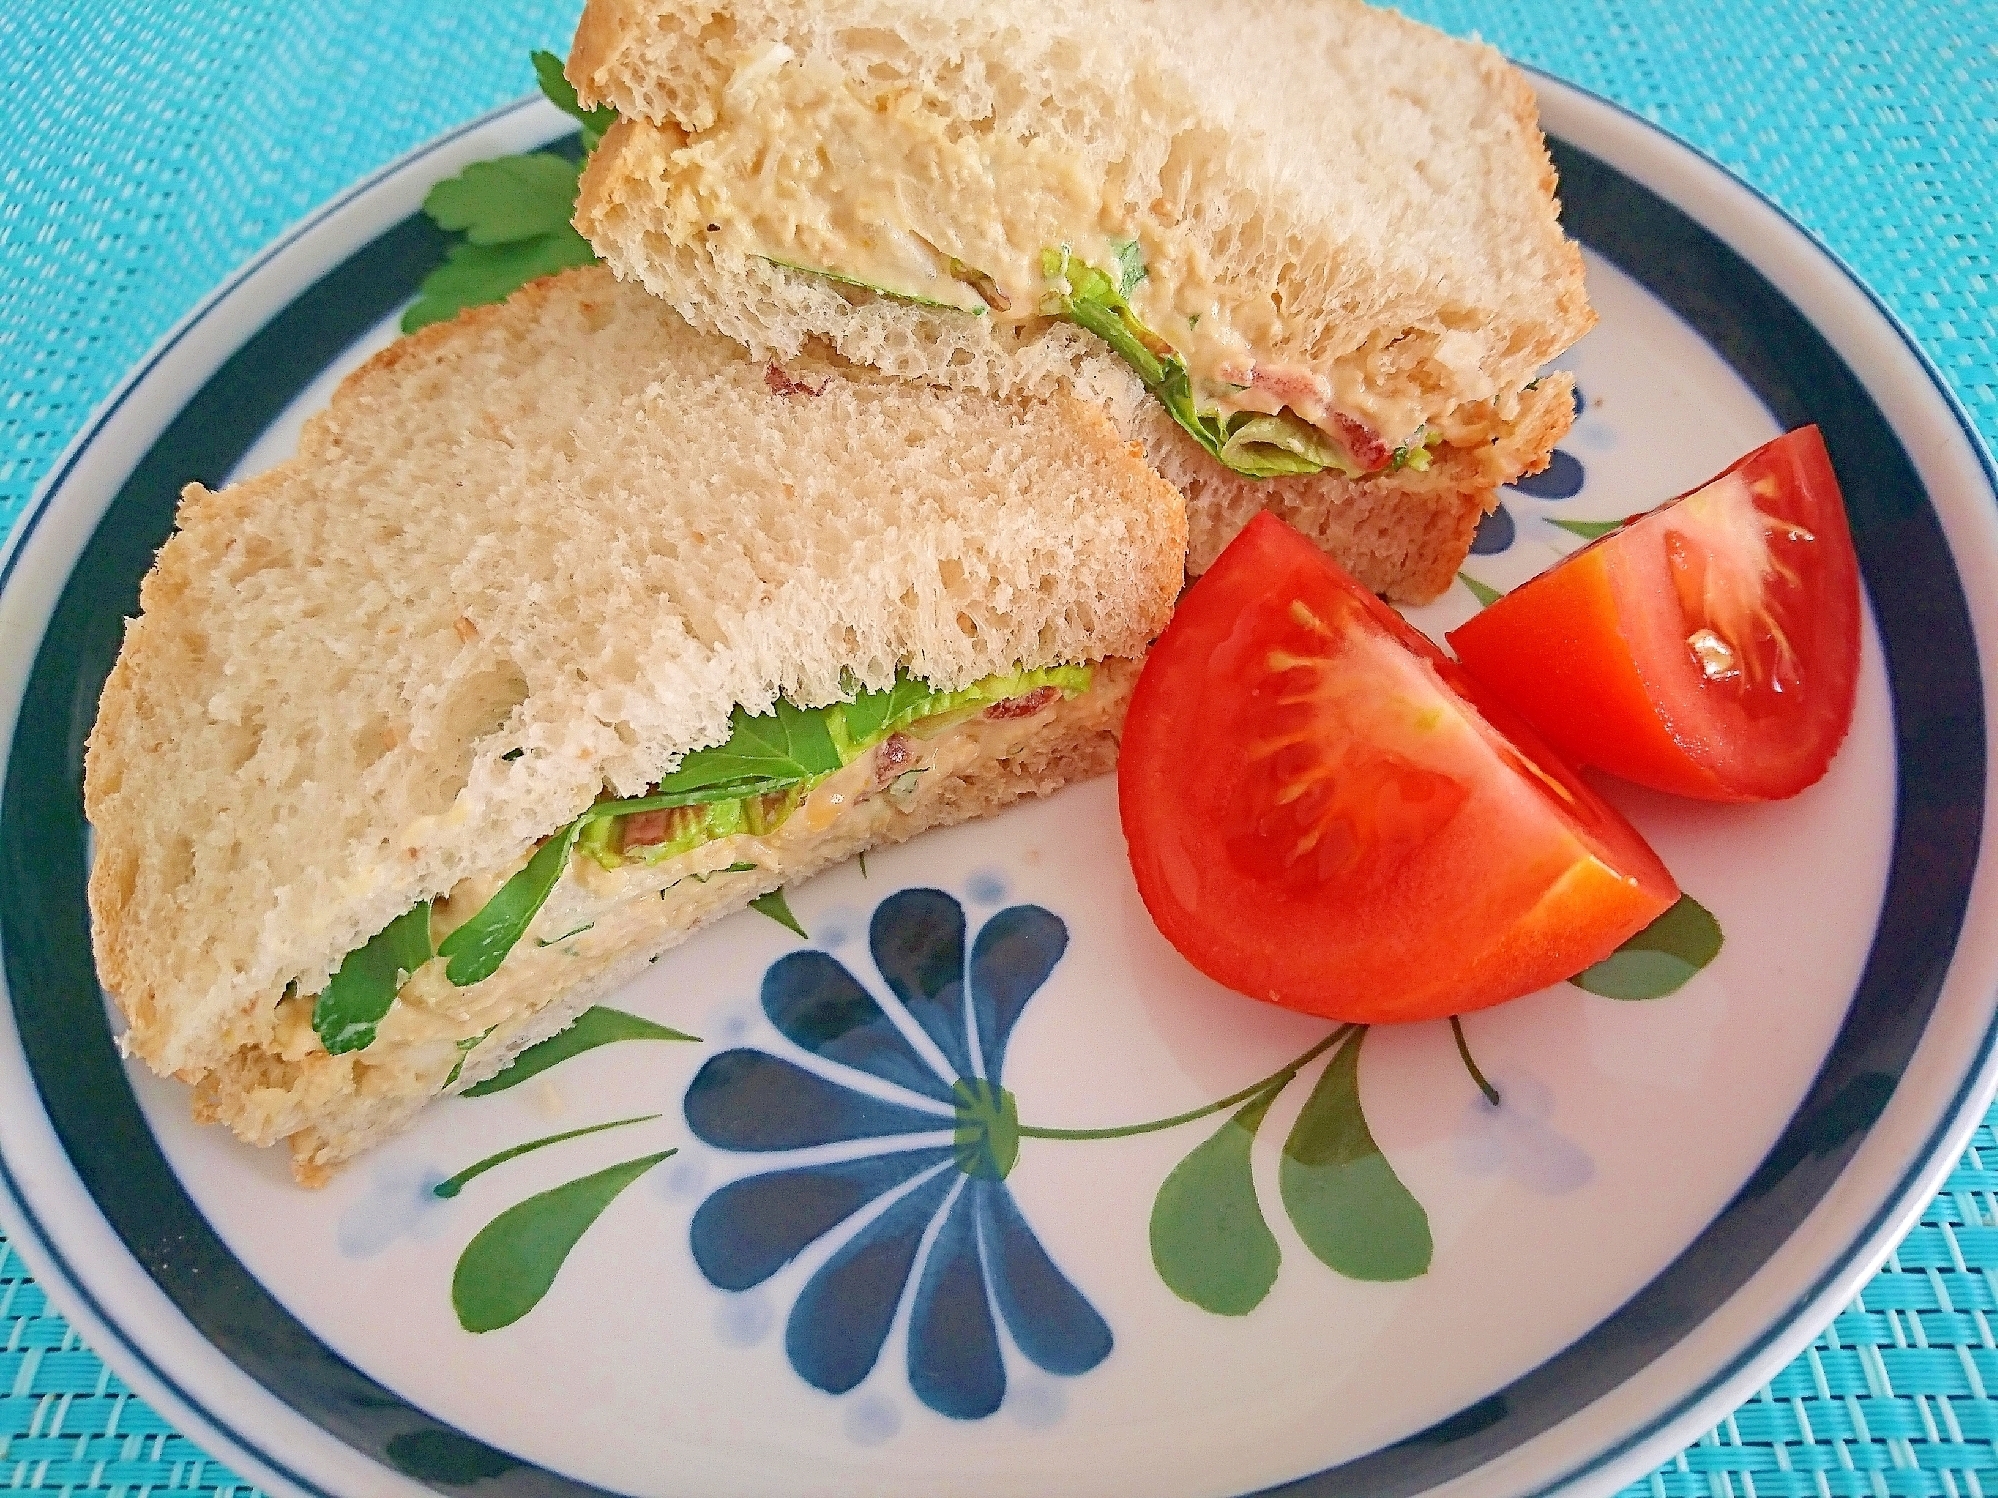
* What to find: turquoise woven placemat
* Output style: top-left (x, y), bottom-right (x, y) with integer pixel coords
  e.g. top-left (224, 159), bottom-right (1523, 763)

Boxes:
top-left (1, 2), bottom-right (1992, 1493)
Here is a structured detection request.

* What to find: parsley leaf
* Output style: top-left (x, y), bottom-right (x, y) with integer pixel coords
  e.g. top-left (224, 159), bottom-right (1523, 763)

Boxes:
top-left (402, 50), bottom-right (616, 334)
top-left (532, 49), bottom-right (619, 151)
top-left (403, 225), bottom-right (597, 333)
top-left (313, 903), bottom-right (434, 1055)
top-left (425, 155), bottom-right (585, 245)
top-left (842, 670), bottom-right (951, 744)
top-left (656, 698), bottom-right (843, 795)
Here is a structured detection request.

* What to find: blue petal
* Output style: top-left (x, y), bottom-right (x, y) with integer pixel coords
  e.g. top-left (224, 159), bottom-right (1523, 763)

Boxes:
top-left (763, 950), bottom-right (953, 1102)
top-left (870, 889), bottom-right (973, 1078)
top-left (907, 1181), bottom-right (1005, 1419)
top-left (975, 1180), bottom-right (1112, 1377)
top-left (691, 1147), bottom-right (953, 1291)
top-left (787, 1168), bottom-right (954, 1395)
top-left (1469, 504), bottom-right (1516, 555)
top-left (1508, 449), bottom-right (1585, 500)
top-left (967, 905), bottom-right (1067, 1082)
top-left (686, 1050), bottom-right (945, 1151)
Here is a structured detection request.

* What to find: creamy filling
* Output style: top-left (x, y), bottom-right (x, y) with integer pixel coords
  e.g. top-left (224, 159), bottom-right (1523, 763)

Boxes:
top-left (271, 666), bottom-right (1126, 1095)
top-left (667, 49), bottom-right (1470, 468)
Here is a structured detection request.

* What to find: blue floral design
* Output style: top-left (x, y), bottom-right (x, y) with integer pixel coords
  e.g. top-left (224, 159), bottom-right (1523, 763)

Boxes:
top-left (1463, 382), bottom-right (1591, 573)
top-left (683, 888), bottom-right (1112, 1420)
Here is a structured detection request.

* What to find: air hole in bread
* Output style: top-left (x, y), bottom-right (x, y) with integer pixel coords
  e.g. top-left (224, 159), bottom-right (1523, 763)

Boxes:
top-left (407, 658), bottom-right (533, 819)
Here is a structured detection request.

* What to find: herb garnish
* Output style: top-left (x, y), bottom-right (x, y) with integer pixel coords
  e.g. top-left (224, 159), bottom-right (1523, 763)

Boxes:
top-left (402, 52), bottom-right (615, 333)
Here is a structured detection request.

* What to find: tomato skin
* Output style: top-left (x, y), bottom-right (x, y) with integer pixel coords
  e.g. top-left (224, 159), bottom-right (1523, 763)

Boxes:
top-left (1447, 427), bottom-right (1861, 802)
top-left (1119, 513), bottom-right (1679, 1025)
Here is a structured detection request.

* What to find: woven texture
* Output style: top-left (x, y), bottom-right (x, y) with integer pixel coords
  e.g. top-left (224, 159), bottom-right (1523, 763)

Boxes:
top-left (0, 1), bottom-right (1994, 1493)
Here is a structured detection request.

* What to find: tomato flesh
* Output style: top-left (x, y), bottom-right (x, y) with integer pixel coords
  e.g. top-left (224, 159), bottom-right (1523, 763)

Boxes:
top-left (1119, 512), bottom-right (1679, 1024)
top-left (1447, 427), bottom-right (1860, 801)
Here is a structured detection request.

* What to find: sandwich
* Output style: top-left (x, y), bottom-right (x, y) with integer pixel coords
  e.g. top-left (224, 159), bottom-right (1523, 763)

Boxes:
top-left (84, 266), bottom-right (1185, 1183)
top-left (564, 0), bottom-right (1592, 601)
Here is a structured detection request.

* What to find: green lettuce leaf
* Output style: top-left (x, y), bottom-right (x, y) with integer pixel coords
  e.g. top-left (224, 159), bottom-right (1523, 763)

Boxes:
top-left (1043, 250), bottom-right (1333, 482)
top-left (333, 664), bottom-right (1094, 1020)
top-left (1218, 413), bottom-right (1363, 480)
top-left (838, 664), bottom-right (1091, 753)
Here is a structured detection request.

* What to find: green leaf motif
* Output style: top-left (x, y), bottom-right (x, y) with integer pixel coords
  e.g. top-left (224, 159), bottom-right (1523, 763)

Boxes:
top-left (952, 1078), bottom-right (1021, 1181)
top-left (1458, 572), bottom-right (1503, 609)
top-left (1150, 1088), bottom-right (1283, 1316)
top-left (423, 154), bottom-right (583, 246)
top-left (1571, 894), bottom-right (1723, 1000)
top-left (313, 902), bottom-right (433, 1055)
top-left (1549, 517), bottom-right (1626, 542)
top-left (1280, 1028), bottom-right (1432, 1282)
top-left (452, 1150), bottom-right (673, 1333)
top-left (657, 698), bottom-right (843, 796)
top-left (462, 1006), bottom-right (700, 1097)
top-left (434, 1113), bottom-right (661, 1198)
top-left (439, 821), bottom-right (586, 987)
top-left (750, 888), bottom-right (808, 938)
top-left (531, 49), bottom-right (619, 150)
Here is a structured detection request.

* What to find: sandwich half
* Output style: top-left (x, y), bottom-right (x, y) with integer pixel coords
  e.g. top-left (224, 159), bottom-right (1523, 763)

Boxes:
top-left (85, 265), bottom-right (1185, 1183)
top-left (565, 0), bottom-right (1591, 600)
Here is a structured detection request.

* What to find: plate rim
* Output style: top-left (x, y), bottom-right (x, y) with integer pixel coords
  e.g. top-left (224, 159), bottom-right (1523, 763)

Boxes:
top-left (1455, 72), bottom-right (1998, 1498)
top-left (0, 69), bottom-right (1994, 1498)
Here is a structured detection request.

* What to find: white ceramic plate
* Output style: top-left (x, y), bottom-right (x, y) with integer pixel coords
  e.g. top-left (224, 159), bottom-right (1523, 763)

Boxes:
top-left (2, 76), bottom-right (1994, 1498)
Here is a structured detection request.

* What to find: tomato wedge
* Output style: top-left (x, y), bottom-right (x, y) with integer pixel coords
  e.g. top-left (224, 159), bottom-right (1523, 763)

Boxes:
top-left (1447, 427), bottom-right (1860, 801)
top-left (1119, 512), bottom-right (1679, 1024)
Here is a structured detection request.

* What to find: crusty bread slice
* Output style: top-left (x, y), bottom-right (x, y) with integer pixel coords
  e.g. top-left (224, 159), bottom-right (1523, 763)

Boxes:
top-left (566, 0), bottom-right (1586, 599)
top-left (85, 266), bottom-right (1185, 1126)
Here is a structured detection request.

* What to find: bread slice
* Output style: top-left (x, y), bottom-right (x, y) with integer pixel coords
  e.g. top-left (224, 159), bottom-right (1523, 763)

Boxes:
top-left (85, 265), bottom-right (1184, 1179)
top-left (565, 0), bottom-right (1589, 599)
